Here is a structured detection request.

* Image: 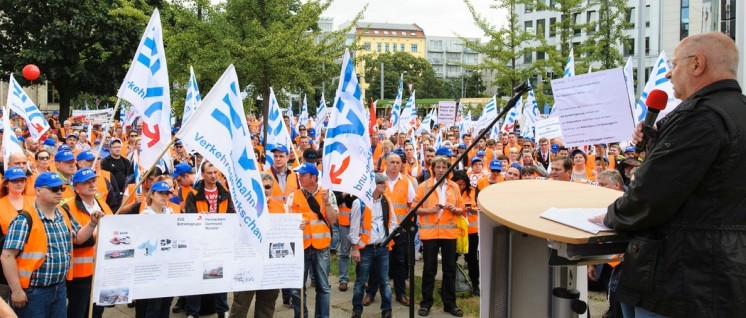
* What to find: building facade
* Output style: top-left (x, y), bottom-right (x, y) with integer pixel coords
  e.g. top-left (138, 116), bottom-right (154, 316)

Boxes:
top-left (354, 22), bottom-right (426, 59)
top-left (425, 36), bottom-right (481, 80)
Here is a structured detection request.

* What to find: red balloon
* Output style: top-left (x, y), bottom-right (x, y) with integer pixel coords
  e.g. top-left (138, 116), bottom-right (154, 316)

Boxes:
top-left (22, 64), bottom-right (40, 81)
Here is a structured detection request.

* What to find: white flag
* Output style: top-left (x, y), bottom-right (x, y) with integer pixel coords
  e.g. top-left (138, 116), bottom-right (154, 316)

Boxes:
top-left (474, 95), bottom-right (497, 134)
top-left (116, 9), bottom-right (171, 168)
top-left (182, 66), bottom-right (201, 127)
top-left (6, 75), bottom-right (50, 141)
top-left (624, 57), bottom-right (636, 117)
top-left (265, 88), bottom-right (293, 167)
top-left (564, 48), bottom-right (575, 78)
top-left (523, 89), bottom-right (541, 124)
top-left (501, 96), bottom-right (522, 133)
top-left (399, 90), bottom-right (416, 133)
top-left (321, 49), bottom-right (376, 208)
top-left (299, 94), bottom-right (309, 128)
top-left (2, 111), bottom-right (25, 164)
top-left (387, 74), bottom-right (404, 135)
top-left (634, 51), bottom-right (681, 124)
top-left (177, 65), bottom-right (270, 245)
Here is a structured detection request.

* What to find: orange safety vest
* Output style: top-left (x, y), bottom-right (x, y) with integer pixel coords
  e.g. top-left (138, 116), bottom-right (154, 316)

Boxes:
top-left (415, 178), bottom-right (461, 240)
top-left (64, 197), bottom-right (113, 278)
top-left (291, 188), bottom-right (331, 250)
top-left (17, 207), bottom-right (74, 288)
top-left (371, 144), bottom-right (384, 166)
top-left (476, 175), bottom-right (503, 191)
top-left (268, 199), bottom-right (286, 213)
top-left (338, 204), bottom-right (351, 227)
top-left (188, 188), bottom-right (229, 213)
top-left (460, 188), bottom-right (478, 234)
top-left (383, 175), bottom-right (411, 224)
top-left (269, 168), bottom-right (299, 207)
top-left (404, 159), bottom-right (421, 177)
top-left (356, 196), bottom-right (394, 251)
top-left (0, 196), bottom-right (36, 234)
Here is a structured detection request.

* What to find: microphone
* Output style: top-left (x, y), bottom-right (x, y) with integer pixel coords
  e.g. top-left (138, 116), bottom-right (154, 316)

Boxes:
top-left (635, 89), bottom-right (668, 153)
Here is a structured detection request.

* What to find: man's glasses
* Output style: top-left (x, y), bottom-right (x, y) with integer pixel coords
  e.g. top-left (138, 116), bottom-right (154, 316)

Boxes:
top-left (263, 184), bottom-right (272, 190)
top-left (43, 186), bottom-right (65, 193)
top-left (666, 55), bottom-right (695, 70)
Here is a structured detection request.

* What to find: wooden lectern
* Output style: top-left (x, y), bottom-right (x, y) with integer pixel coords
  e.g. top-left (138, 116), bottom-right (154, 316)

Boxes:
top-left (477, 180), bottom-right (627, 318)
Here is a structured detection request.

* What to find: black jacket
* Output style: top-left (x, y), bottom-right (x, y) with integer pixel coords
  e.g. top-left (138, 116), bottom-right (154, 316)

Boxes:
top-left (184, 180), bottom-right (235, 214)
top-left (605, 80), bottom-right (746, 317)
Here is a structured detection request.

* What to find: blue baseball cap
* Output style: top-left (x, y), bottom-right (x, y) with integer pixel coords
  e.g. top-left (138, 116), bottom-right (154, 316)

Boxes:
top-left (76, 150), bottom-right (95, 162)
top-left (55, 150), bottom-right (75, 162)
top-left (435, 147), bottom-right (453, 157)
top-left (58, 144), bottom-right (71, 152)
top-left (43, 139), bottom-right (56, 147)
top-left (271, 144), bottom-right (289, 154)
top-left (17, 136), bottom-right (24, 143)
top-left (171, 163), bottom-right (193, 178)
top-left (489, 160), bottom-right (503, 171)
top-left (72, 168), bottom-right (97, 184)
top-left (476, 150), bottom-right (486, 158)
top-left (470, 157), bottom-right (483, 165)
top-left (624, 146), bottom-right (636, 153)
top-left (457, 143), bottom-right (467, 149)
top-left (66, 134), bottom-right (78, 140)
top-left (294, 162), bottom-right (319, 176)
top-left (150, 181), bottom-right (173, 194)
top-left (550, 143), bottom-right (559, 154)
top-left (509, 163), bottom-right (523, 173)
top-left (34, 172), bottom-right (64, 188)
top-left (393, 148), bottom-right (405, 157)
top-left (308, 128), bottom-right (316, 138)
top-left (3, 167), bottom-right (27, 181)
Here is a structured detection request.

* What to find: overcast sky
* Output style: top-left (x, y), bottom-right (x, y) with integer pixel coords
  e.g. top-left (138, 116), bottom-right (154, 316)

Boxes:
top-left (322, 0), bottom-right (507, 40)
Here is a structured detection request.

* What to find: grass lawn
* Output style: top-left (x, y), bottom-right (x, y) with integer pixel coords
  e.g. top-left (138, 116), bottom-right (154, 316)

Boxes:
top-left (329, 253), bottom-right (480, 317)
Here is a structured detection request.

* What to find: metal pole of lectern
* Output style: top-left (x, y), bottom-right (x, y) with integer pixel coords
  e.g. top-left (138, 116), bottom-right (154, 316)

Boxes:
top-left (380, 82), bottom-right (532, 318)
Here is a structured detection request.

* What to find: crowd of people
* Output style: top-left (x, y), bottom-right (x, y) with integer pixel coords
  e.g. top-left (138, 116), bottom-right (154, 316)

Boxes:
top-left (0, 31), bottom-right (741, 318)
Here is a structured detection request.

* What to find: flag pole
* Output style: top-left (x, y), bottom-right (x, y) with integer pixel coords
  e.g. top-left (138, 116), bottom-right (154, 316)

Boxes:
top-left (91, 97), bottom-right (122, 168)
top-left (114, 134), bottom-right (177, 214)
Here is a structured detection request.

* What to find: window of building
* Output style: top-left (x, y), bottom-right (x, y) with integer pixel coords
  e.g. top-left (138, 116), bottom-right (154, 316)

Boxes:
top-left (680, 0), bottom-right (689, 39)
top-left (363, 42), bottom-right (371, 51)
top-left (549, 18), bottom-right (557, 37)
top-left (411, 32), bottom-right (416, 36)
top-left (392, 31), bottom-right (397, 36)
top-left (377, 43), bottom-right (382, 52)
top-left (374, 30), bottom-right (380, 35)
top-left (430, 40), bottom-right (442, 50)
top-left (524, 51), bottom-right (533, 64)
top-left (625, 38), bottom-right (635, 56)
top-left (385, 43), bottom-right (389, 52)
top-left (625, 7), bottom-right (636, 28)
top-left (364, 30), bottom-right (369, 34)
top-left (645, 5), bottom-right (651, 27)
top-left (524, 20), bottom-right (533, 33)
top-left (536, 19), bottom-right (546, 37)
top-left (393, 43), bottom-right (397, 52)
top-left (586, 11), bottom-right (597, 33)
top-left (645, 37), bottom-right (650, 55)
top-left (537, 51), bottom-right (546, 60)
top-left (400, 44), bottom-right (405, 51)
top-left (383, 31), bottom-right (389, 35)
top-left (573, 13), bottom-right (581, 36)
top-left (411, 44), bottom-right (418, 52)
top-left (401, 32), bottom-right (406, 37)
top-left (47, 84), bottom-right (59, 104)
top-left (525, 1), bottom-right (534, 12)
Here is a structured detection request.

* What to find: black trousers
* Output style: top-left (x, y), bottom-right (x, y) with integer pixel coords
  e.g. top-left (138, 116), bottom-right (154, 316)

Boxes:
top-left (420, 239), bottom-right (457, 310)
top-left (464, 233), bottom-right (480, 289)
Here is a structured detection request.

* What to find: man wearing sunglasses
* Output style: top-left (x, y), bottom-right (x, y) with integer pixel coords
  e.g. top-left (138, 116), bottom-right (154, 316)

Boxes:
top-left (1, 172), bottom-right (103, 317)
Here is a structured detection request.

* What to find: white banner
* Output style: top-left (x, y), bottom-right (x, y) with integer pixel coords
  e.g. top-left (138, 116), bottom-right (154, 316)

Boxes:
top-left (321, 49), bottom-right (376, 208)
top-left (177, 65), bottom-right (270, 245)
top-left (2, 110), bottom-right (25, 164)
top-left (92, 214), bottom-right (303, 304)
top-left (534, 117), bottom-right (564, 141)
top-left (116, 9), bottom-right (171, 168)
top-left (437, 101), bottom-right (457, 125)
top-left (72, 108), bottom-right (115, 124)
top-left (6, 75), bottom-right (50, 141)
top-left (551, 67), bottom-right (635, 147)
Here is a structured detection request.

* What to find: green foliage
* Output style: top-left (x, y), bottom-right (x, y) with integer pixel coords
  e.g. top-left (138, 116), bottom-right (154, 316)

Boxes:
top-left (586, 0), bottom-right (631, 70)
top-left (0, 0), bottom-right (151, 120)
top-left (443, 71), bottom-right (486, 99)
top-left (362, 51), bottom-right (445, 100)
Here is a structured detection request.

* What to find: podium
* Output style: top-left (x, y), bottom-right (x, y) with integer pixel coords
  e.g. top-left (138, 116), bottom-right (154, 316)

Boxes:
top-left (477, 180), bottom-right (627, 318)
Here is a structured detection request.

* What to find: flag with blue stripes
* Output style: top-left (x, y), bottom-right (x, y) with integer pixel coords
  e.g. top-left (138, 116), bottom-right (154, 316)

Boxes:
top-left (501, 96), bottom-right (522, 133)
top-left (182, 66), bottom-right (201, 127)
top-left (388, 74), bottom-right (404, 132)
top-left (564, 48), bottom-right (575, 78)
top-left (6, 74), bottom-right (50, 141)
top-left (474, 95), bottom-right (497, 134)
top-left (265, 88), bottom-right (293, 167)
top-left (634, 51), bottom-right (681, 124)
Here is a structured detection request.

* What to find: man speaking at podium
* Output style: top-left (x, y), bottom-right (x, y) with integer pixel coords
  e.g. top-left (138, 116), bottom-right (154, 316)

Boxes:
top-left (601, 32), bottom-right (746, 317)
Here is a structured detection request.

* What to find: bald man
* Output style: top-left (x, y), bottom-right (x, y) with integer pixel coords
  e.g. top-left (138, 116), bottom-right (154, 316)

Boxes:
top-left (601, 32), bottom-right (746, 316)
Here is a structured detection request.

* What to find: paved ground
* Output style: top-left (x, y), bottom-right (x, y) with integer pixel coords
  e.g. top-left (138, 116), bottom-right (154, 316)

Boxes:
top-left (100, 259), bottom-right (608, 318)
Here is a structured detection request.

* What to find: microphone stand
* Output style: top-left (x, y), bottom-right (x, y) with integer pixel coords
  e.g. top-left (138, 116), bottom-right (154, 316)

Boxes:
top-left (380, 82), bottom-right (532, 318)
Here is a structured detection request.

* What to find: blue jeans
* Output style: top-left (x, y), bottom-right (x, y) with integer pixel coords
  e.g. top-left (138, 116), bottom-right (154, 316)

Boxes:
top-left (331, 223), bottom-right (340, 251)
top-left (337, 225), bottom-right (351, 284)
top-left (185, 293), bottom-right (228, 317)
top-left (367, 233), bottom-right (408, 297)
top-left (353, 245), bottom-right (392, 315)
top-left (13, 282), bottom-right (66, 318)
top-left (292, 247), bottom-right (331, 318)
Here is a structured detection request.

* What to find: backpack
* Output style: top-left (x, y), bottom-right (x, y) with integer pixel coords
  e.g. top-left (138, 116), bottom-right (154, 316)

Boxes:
top-left (455, 263), bottom-right (473, 298)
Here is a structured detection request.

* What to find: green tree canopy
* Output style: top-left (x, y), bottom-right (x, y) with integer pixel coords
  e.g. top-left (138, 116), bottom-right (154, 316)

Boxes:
top-left (362, 51), bottom-right (445, 100)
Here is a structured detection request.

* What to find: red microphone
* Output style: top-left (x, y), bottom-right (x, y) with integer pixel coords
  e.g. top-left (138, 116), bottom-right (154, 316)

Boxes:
top-left (636, 89), bottom-right (668, 153)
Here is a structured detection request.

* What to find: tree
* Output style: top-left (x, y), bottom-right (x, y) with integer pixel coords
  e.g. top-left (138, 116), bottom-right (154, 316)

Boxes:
top-left (585, 0), bottom-right (631, 70)
top-left (462, 0), bottom-right (542, 97)
top-left (0, 0), bottom-right (151, 121)
top-left (361, 51), bottom-right (445, 100)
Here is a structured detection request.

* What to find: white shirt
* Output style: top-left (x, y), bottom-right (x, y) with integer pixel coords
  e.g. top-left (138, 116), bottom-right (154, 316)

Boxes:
top-left (349, 196), bottom-right (398, 247)
top-left (81, 198), bottom-right (101, 214)
top-left (141, 206), bottom-right (174, 215)
top-left (386, 173), bottom-right (416, 204)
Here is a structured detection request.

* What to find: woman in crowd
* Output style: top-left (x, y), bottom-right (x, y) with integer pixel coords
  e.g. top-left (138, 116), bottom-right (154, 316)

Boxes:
top-left (34, 150), bottom-right (53, 173)
top-left (570, 149), bottom-right (595, 182)
top-left (0, 167), bottom-right (35, 302)
top-left (451, 170), bottom-right (481, 296)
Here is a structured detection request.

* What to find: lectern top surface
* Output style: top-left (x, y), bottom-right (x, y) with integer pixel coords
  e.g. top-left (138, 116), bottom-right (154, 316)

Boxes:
top-left (477, 179), bottom-right (623, 244)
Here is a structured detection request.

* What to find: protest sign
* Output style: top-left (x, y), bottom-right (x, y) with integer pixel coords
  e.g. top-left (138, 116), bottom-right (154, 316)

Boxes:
top-left (92, 214), bottom-right (303, 304)
top-left (534, 117), bottom-right (563, 141)
top-left (437, 101), bottom-right (457, 125)
top-left (550, 68), bottom-right (635, 147)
